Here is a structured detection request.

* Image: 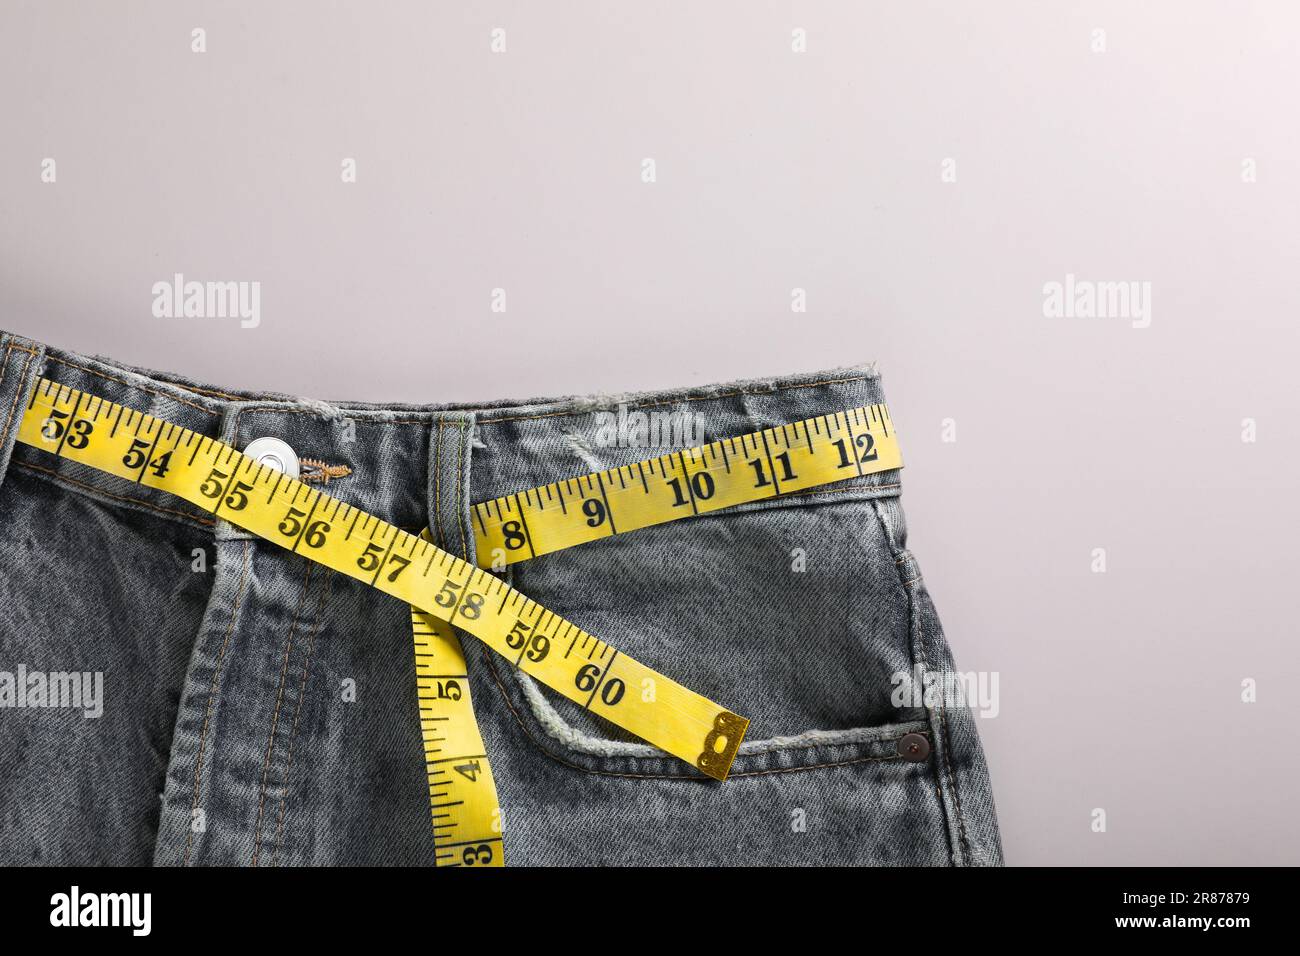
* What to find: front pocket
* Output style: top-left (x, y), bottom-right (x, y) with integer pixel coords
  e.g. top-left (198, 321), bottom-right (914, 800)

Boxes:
top-left (483, 490), bottom-right (928, 778)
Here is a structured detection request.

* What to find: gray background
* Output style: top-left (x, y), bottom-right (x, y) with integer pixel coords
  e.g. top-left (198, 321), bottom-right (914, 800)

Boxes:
top-left (2, 1), bottom-right (1296, 864)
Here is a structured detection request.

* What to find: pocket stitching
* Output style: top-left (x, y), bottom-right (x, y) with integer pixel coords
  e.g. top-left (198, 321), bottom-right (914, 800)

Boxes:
top-left (481, 642), bottom-right (925, 780)
top-left (478, 625), bottom-right (927, 779)
top-left (485, 495), bottom-right (920, 776)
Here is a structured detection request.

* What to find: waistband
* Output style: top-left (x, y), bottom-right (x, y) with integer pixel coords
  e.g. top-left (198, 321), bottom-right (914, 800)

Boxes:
top-left (0, 330), bottom-right (899, 558)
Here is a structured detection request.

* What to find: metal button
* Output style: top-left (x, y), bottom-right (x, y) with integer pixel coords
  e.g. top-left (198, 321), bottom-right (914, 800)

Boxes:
top-left (897, 732), bottom-right (931, 762)
top-left (242, 437), bottom-right (300, 479)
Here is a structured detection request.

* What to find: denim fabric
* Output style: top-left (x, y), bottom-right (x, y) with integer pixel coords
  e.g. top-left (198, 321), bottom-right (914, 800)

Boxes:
top-left (0, 329), bottom-right (1002, 866)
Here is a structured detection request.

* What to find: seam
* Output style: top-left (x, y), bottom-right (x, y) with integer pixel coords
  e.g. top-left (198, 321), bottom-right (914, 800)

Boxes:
top-left (723, 482), bottom-right (901, 509)
top-left (482, 648), bottom-right (904, 780)
top-left (873, 502), bottom-right (956, 868)
top-left (938, 668), bottom-right (973, 862)
top-left (184, 538), bottom-right (253, 864)
top-left (10, 461), bottom-right (216, 527)
top-left (794, 482), bottom-right (900, 496)
top-left (455, 421), bottom-right (468, 559)
top-left (250, 559), bottom-right (315, 867)
top-left (43, 355), bottom-right (221, 415)
top-left (0, 344), bottom-right (19, 454)
top-left (728, 729), bottom-right (928, 755)
top-left (433, 421), bottom-right (444, 548)
top-left (0, 343), bottom-right (17, 478)
top-left (873, 500), bottom-right (962, 867)
top-left (1, 347), bottom-right (38, 456)
top-left (166, 381), bottom-right (244, 400)
top-left (0, 343), bottom-right (39, 375)
top-left (477, 375), bottom-right (875, 425)
top-left (270, 568), bottom-right (335, 866)
top-left (916, 588), bottom-right (972, 863)
top-left (910, 591), bottom-right (955, 864)
top-left (0, 343), bottom-right (12, 384)
top-left (473, 481), bottom-right (899, 540)
top-left (245, 407), bottom-right (426, 426)
top-left (512, 657), bottom-right (931, 759)
top-left (0, 344), bottom-right (19, 404)
top-left (436, 421), bottom-right (445, 546)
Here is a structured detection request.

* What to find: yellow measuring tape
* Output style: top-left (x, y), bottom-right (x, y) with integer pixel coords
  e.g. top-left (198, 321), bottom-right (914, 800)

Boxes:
top-left (473, 404), bottom-right (902, 567)
top-left (15, 378), bottom-right (903, 867)
top-left (410, 554), bottom-right (505, 867)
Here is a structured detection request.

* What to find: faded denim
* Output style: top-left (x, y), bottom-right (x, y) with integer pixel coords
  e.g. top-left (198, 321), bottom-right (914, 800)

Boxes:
top-left (0, 329), bottom-right (1002, 866)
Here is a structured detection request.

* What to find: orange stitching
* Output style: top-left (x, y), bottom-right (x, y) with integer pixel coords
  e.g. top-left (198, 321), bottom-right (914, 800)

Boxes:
top-left (938, 679), bottom-right (971, 861)
top-left (168, 381), bottom-right (244, 400)
top-left (432, 421), bottom-right (444, 548)
top-left (455, 420), bottom-right (468, 559)
top-left (0, 345), bottom-right (18, 426)
top-left (270, 568), bottom-right (335, 865)
top-left (184, 539), bottom-right (253, 864)
top-left (478, 374), bottom-right (874, 425)
top-left (0, 344), bottom-right (38, 366)
top-left (729, 752), bottom-right (901, 778)
top-left (0, 343), bottom-right (17, 397)
top-left (473, 479), bottom-right (898, 516)
top-left (764, 482), bottom-right (900, 503)
top-left (250, 559), bottom-right (315, 867)
top-left (43, 355), bottom-right (220, 415)
top-left (11, 461), bottom-right (215, 526)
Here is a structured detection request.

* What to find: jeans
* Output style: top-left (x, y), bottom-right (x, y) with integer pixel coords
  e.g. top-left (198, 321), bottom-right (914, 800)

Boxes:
top-left (0, 329), bottom-right (1002, 865)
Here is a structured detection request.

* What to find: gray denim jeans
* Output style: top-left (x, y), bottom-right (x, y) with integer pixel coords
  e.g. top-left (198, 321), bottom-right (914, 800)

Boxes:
top-left (0, 329), bottom-right (1002, 866)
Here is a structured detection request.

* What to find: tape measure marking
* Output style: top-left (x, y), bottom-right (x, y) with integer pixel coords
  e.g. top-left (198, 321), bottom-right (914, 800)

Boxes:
top-left (411, 553), bottom-right (505, 867)
top-left (413, 533), bottom-right (503, 867)
top-left (16, 378), bottom-right (748, 782)
top-left (472, 405), bottom-right (902, 568)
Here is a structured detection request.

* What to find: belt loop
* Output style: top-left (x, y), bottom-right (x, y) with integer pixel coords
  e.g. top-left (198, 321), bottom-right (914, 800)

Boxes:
top-left (427, 411), bottom-right (476, 562)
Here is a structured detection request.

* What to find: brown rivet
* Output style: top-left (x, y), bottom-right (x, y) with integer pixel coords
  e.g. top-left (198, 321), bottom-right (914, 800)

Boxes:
top-left (897, 732), bottom-right (931, 762)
